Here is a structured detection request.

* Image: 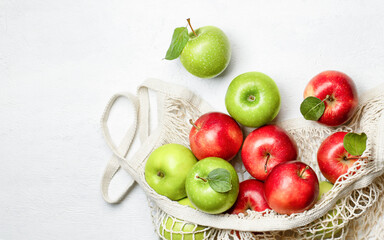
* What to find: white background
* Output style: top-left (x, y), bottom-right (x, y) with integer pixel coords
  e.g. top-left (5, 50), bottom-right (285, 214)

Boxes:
top-left (1, 0), bottom-right (384, 239)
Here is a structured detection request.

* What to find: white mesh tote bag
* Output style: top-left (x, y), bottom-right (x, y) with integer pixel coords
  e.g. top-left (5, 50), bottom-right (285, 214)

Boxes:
top-left (100, 79), bottom-right (384, 239)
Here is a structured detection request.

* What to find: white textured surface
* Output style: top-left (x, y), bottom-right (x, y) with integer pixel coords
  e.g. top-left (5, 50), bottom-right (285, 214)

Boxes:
top-left (1, 0), bottom-right (384, 239)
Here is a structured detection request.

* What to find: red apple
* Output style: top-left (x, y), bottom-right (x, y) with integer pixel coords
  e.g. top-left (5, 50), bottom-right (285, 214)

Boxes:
top-left (304, 70), bottom-right (358, 126)
top-left (241, 125), bottom-right (298, 181)
top-left (189, 112), bottom-right (243, 161)
top-left (230, 179), bottom-right (270, 215)
top-left (264, 161), bottom-right (319, 215)
top-left (317, 132), bottom-right (360, 184)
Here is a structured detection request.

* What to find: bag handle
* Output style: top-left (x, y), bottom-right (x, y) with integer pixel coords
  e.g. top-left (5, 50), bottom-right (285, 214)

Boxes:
top-left (100, 92), bottom-right (139, 204)
top-left (99, 81), bottom-right (163, 204)
top-left (100, 79), bottom-right (212, 204)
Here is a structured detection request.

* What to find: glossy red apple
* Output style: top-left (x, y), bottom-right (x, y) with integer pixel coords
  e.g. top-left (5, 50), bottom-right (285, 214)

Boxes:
top-left (304, 70), bottom-right (358, 126)
top-left (230, 179), bottom-right (270, 215)
top-left (317, 132), bottom-right (360, 184)
top-left (264, 161), bottom-right (319, 215)
top-left (189, 112), bottom-right (243, 161)
top-left (241, 125), bottom-right (298, 181)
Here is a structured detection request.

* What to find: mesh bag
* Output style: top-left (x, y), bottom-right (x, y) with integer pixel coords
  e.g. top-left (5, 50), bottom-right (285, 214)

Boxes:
top-left (100, 79), bottom-right (384, 239)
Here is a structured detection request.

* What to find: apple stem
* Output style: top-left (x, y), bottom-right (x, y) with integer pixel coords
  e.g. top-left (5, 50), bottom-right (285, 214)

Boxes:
top-left (264, 153), bottom-right (271, 173)
top-left (187, 18), bottom-right (197, 37)
top-left (299, 166), bottom-right (309, 178)
top-left (324, 95), bottom-right (334, 102)
top-left (196, 175), bottom-right (207, 182)
top-left (248, 95), bottom-right (256, 102)
top-left (189, 119), bottom-right (200, 130)
top-left (345, 156), bottom-right (368, 160)
top-left (157, 171), bottom-right (164, 178)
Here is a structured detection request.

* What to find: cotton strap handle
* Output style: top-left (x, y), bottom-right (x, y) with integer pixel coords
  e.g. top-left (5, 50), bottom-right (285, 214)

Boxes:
top-left (99, 80), bottom-right (166, 204)
top-left (100, 79), bottom-right (212, 204)
top-left (100, 92), bottom-right (140, 204)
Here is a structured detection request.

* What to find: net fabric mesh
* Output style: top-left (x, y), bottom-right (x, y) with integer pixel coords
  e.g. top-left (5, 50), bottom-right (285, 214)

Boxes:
top-left (145, 85), bottom-right (384, 239)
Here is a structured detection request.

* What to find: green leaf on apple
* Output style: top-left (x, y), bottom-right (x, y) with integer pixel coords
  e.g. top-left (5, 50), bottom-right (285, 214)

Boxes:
top-left (343, 132), bottom-right (367, 156)
top-left (206, 168), bottom-right (232, 193)
top-left (300, 96), bottom-right (326, 121)
top-left (165, 27), bottom-right (189, 60)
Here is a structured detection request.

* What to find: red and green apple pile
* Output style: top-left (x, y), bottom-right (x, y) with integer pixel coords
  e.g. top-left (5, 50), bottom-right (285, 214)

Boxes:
top-left (145, 19), bottom-right (369, 239)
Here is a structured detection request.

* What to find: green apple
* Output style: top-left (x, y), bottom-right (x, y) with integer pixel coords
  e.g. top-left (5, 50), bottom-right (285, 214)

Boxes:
top-left (312, 181), bottom-right (342, 239)
top-left (180, 26), bottom-right (231, 79)
top-left (145, 144), bottom-right (197, 201)
top-left (317, 181), bottom-right (334, 201)
top-left (225, 72), bottom-right (281, 128)
top-left (159, 198), bottom-right (206, 240)
top-left (312, 209), bottom-right (343, 239)
top-left (185, 157), bottom-right (239, 214)
top-left (178, 198), bottom-right (196, 209)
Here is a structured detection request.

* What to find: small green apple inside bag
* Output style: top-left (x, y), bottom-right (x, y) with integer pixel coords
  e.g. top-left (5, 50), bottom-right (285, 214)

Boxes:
top-left (159, 198), bottom-right (206, 240)
top-left (311, 181), bottom-right (342, 239)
